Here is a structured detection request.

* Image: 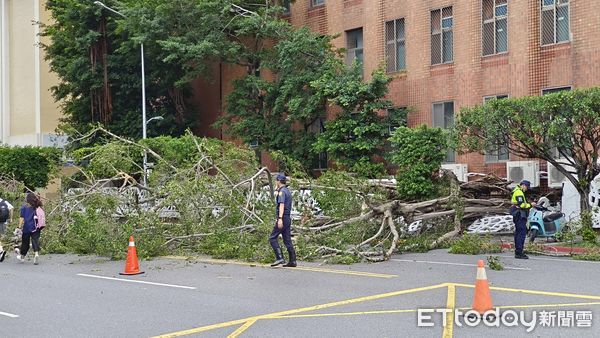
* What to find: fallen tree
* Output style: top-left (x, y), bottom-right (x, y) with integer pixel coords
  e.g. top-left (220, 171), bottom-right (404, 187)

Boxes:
top-left (41, 128), bottom-right (513, 263)
top-left (298, 171), bottom-right (511, 261)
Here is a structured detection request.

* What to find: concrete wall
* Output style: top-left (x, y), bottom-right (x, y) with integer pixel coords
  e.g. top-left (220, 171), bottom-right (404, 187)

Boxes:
top-left (0, 0), bottom-right (62, 146)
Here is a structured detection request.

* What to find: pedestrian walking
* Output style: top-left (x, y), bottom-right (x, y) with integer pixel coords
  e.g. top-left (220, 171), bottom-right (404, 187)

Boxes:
top-left (510, 180), bottom-right (535, 259)
top-left (16, 193), bottom-right (44, 264)
top-left (269, 173), bottom-right (297, 267)
top-left (0, 196), bottom-right (14, 262)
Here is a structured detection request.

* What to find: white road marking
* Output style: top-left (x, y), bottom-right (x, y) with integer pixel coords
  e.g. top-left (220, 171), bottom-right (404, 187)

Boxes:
top-left (392, 259), bottom-right (531, 271)
top-left (0, 311), bottom-right (19, 318)
top-left (77, 274), bottom-right (197, 290)
top-left (498, 255), bottom-right (600, 264)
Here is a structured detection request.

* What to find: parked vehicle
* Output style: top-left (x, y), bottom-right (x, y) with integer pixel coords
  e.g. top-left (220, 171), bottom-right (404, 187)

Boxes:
top-left (528, 206), bottom-right (566, 243)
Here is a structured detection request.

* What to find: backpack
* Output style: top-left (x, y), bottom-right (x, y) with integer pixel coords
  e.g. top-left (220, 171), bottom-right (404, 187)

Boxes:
top-left (34, 207), bottom-right (46, 230)
top-left (0, 200), bottom-right (9, 223)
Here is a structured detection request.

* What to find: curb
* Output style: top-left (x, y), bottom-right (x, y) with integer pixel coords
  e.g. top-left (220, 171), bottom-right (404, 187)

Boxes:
top-left (500, 242), bottom-right (596, 255)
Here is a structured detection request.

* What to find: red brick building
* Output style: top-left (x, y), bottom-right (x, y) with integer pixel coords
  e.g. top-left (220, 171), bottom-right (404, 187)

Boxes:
top-left (195, 0), bottom-right (600, 182)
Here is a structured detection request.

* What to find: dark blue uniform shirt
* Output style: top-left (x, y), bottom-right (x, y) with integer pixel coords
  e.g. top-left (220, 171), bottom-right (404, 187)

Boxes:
top-left (276, 186), bottom-right (292, 218)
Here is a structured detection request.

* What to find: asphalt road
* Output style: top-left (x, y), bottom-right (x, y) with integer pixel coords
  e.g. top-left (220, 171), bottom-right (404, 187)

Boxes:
top-left (1, 250), bottom-right (599, 337)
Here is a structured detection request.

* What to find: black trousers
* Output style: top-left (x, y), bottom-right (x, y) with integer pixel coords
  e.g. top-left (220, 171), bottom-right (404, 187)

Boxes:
top-left (21, 231), bottom-right (41, 256)
top-left (269, 218), bottom-right (294, 254)
top-left (514, 218), bottom-right (527, 255)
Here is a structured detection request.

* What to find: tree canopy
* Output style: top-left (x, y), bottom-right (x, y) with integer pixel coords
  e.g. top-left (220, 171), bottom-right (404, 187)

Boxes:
top-left (453, 87), bottom-right (600, 210)
top-left (45, 0), bottom-right (396, 175)
top-left (44, 0), bottom-right (196, 140)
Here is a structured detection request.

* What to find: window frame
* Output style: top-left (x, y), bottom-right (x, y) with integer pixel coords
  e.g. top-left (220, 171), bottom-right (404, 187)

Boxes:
top-left (346, 28), bottom-right (364, 77)
top-left (485, 141), bottom-right (510, 163)
top-left (385, 18), bottom-right (406, 73)
top-left (482, 0), bottom-right (508, 56)
top-left (541, 86), bottom-right (572, 95)
top-left (482, 94), bottom-right (510, 163)
top-left (540, 0), bottom-right (570, 46)
top-left (432, 101), bottom-right (456, 163)
top-left (483, 94), bottom-right (509, 104)
top-left (386, 107), bottom-right (408, 135)
top-left (282, 0), bottom-right (291, 15)
top-left (311, 0), bottom-right (325, 8)
top-left (308, 117), bottom-right (328, 170)
top-left (431, 7), bottom-right (454, 65)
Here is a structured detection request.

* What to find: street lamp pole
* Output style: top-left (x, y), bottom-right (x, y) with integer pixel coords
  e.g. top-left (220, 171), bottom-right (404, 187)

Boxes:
top-left (94, 1), bottom-right (148, 186)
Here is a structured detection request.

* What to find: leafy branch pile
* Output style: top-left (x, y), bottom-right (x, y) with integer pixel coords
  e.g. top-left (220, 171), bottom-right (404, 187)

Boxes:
top-left (40, 129), bottom-right (511, 262)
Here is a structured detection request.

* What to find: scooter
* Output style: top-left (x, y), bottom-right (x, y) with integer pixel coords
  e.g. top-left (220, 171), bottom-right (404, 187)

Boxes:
top-left (528, 206), bottom-right (566, 243)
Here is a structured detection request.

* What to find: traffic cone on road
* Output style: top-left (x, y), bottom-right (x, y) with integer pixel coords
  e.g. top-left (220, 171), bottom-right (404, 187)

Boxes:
top-left (471, 259), bottom-right (493, 316)
top-left (120, 236), bottom-right (144, 275)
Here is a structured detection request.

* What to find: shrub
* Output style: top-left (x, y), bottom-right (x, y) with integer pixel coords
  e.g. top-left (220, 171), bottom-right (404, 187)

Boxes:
top-left (389, 125), bottom-right (447, 201)
top-left (0, 146), bottom-right (61, 188)
top-left (449, 234), bottom-right (501, 255)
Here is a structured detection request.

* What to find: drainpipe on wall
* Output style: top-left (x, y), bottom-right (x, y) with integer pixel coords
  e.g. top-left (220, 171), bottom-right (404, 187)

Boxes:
top-left (0, 0), bottom-right (9, 144)
top-left (34, 0), bottom-right (42, 146)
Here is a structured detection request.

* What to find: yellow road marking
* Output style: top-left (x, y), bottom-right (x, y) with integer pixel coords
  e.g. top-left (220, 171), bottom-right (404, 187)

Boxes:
top-left (453, 283), bottom-right (600, 301)
top-left (274, 309), bottom-right (418, 319)
top-left (152, 283), bottom-right (448, 337)
top-left (162, 256), bottom-right (397, 279)
top-left (153, 280), bottom-right (600, 338)
top-left (484, 301), bottom-right (600, 310)
top-left (268, 301), bottom-right (600, 320)
top-left (291, 265), bottom-right (396, 278)
top-left (227, 319), bottom-right (258, 338)
top-left (443, 285), bottom-right (455, 338)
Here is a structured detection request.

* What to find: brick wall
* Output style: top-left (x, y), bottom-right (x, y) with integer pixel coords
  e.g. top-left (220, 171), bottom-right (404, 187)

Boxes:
top-left (201, 0), bottom-right (600, 178)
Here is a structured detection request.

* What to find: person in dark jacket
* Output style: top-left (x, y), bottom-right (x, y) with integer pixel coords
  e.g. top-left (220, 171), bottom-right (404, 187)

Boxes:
top-left (0, 197), bottom-right (14, 262)
top-left (269, 173), bottom-right (297, 267)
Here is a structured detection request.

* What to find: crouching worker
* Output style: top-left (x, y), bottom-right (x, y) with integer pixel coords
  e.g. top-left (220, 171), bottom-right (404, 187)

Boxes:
top-left (269, 173), bottom-right (296, 267)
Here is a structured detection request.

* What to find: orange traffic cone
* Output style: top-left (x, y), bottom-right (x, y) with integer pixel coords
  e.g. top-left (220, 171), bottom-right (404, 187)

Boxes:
top-left (470, 259), bottom-right (493, 316)
top-left (120, 236), bottom-right (144, 275)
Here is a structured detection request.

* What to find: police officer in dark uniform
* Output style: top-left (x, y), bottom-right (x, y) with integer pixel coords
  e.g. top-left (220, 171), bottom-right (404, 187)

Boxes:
top-left (269, 173), bottom-right (296, 267)
top-left (510, 180), bottom-right (536, 259)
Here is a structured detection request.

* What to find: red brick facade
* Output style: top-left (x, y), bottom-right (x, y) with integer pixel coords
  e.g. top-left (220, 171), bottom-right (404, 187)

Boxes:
top-left (196, 1), bottom-right (600, 178)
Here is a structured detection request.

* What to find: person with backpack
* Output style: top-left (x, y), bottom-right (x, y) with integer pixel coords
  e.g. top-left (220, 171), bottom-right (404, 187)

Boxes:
top-left (16, 193), bottom-right (45, 265)
top-left (0, 197), bottom-right (15, 262)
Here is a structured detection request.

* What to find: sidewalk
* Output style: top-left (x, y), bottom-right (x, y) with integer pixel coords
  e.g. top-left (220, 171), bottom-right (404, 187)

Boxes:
top-left (499, 240), bottom-right (599, 255)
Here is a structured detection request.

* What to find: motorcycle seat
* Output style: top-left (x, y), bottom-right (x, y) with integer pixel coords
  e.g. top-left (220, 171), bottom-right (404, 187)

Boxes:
top-left (543, 213), bottom-right (563, 222)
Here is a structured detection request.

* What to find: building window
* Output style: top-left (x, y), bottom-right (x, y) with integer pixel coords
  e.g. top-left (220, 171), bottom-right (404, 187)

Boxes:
top-left (541, 86), bottom-right (571, 158)
top-left (249, 140), bottom-right (261, 164)
top-left (483, 95), bottom-right (509, 162)
top-left (385, 18), bottom-right (406, 73)
top-left (482, 0), bottom-right (508, 56)
top-left (308, 118), bottom-right (328, 170)
top-left (483, 94), bottom-right (509, 104)
top-left (386, 107), bottom-right (408, 135)
top-left (311, 0), bottom-right (325, 7)
top-left (541, 0), bottom-right (570, 46)
top-left (433, 101), bottom-right (455, 163)
top-left (346, 28), bottom-right (364, 77)
top-left (282, 0), bottom-right (291, 15)
top-left (485, 143), bottom-right (510, 163)
top-left (431, 7), bottom-right (453, 65)
top-left (542, 86), bottom-right (571, 95)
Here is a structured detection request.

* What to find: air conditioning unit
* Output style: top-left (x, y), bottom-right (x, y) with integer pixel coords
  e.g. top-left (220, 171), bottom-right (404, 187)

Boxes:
top-left (547, 160), bottom-right (576, 188)
top-left (441, 164), bottom-right (468, 182)
top-left (506, 161), bottom-right (540, 187)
